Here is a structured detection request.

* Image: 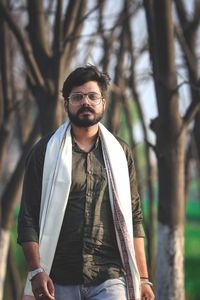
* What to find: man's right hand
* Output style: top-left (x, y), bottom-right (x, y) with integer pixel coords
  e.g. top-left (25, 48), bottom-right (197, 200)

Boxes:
top-left (31, 272), bottom-right (55, 300)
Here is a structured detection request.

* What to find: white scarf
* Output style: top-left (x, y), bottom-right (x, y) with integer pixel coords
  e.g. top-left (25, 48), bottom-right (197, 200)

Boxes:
top-left (23, 120), bottom-right (140, 300)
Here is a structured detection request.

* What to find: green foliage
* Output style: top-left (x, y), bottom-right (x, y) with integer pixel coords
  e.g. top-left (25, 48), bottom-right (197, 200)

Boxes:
top-left (185, 199), bottom-right (200, 300)
top-left (186, 199), bottom-right (200, 220)
top-left (185, 223), bottom-right (200, 300)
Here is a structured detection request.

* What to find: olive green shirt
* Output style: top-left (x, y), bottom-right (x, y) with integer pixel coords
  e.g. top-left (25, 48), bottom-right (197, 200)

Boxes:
top-left (17, 131), bottom-right (144, 286)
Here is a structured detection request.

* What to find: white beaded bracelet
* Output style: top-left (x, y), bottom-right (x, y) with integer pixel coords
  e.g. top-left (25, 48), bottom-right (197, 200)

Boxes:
top-left (140, 278), bottom-right (153, 287)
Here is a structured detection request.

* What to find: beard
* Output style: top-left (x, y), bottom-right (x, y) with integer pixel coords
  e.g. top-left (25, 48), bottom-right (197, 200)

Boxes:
top-left (67, 105), bottom-right (104, 128)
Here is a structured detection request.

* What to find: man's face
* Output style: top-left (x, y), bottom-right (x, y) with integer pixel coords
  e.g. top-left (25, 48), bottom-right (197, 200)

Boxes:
top-left (65, 81), bottom-right (106, 128)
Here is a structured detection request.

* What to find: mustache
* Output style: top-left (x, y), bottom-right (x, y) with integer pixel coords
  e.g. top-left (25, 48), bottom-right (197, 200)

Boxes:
top-left (77, 106), bottom-right (95, 114)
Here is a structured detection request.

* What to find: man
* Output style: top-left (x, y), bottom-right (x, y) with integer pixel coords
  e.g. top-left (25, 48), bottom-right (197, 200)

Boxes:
top-left (18, 65), bottom-right (154, 300)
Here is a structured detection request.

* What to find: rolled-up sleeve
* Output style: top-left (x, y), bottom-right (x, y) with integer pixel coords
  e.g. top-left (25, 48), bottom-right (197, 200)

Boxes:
top-left (128, 153), bottom-right (145, 237)
top-left (117, 138), bottom-right (145, 237)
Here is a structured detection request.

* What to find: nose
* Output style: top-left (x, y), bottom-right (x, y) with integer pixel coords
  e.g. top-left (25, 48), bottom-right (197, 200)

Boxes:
top-left (81, 94), bottom-right (90, 105)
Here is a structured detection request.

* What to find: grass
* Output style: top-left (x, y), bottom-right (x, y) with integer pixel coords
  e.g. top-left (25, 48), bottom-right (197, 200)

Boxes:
top-left (185, 223), bottom-right (200, 300)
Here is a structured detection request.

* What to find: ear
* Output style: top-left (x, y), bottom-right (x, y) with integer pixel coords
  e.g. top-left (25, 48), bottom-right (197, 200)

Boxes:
top-left (64, 100), bottom-right (68, 112)
top-left (102, 98), bottom-right (106, 109)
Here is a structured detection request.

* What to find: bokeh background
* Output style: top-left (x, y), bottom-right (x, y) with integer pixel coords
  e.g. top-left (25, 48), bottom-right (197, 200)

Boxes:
top-left (0, 1), bottom-right (200, 299)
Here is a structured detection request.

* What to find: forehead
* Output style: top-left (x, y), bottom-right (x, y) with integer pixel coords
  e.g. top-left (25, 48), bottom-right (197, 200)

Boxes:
top-left (70, 81), bottom-right (101, 93)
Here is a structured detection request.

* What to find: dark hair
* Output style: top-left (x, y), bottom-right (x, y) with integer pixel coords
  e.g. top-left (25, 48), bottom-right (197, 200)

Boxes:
top-left (62, 65), bottom-right (111, 99)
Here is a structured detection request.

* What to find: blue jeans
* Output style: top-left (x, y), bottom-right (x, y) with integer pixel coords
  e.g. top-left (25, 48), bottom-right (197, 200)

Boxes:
top-left (54, 277), bottom-right (127, 300)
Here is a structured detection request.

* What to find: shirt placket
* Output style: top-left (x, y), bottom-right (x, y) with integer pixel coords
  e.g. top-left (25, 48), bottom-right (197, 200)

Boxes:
top-left (84, 152), bottom-right (93, 229)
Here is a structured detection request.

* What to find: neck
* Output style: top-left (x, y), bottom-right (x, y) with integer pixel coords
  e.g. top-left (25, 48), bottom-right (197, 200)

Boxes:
top-left (71, 123), bottom-right (99, 152)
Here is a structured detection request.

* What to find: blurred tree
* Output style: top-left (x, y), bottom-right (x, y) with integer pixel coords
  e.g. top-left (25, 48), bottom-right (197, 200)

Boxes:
top-left (0, 1), bottom-right (23, 298)
top-left (174, 0), bottom-right (200, 190)
top-left (144, 0), bottom-right (200, 299)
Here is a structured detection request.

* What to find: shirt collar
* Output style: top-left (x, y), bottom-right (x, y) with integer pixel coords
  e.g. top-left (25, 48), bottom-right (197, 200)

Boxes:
top-left (71, 130), bottom-right (100, 153)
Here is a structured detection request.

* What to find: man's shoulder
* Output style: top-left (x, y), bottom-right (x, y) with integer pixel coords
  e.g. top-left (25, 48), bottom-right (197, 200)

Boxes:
top-left (114, 136), bottom-right (134, 166)
top-left (26, 132), bottom-right (54, 164)
top-left (34, 132), bottom-right (54, 149)
top-left (115, 136), bottom-right (132, 153)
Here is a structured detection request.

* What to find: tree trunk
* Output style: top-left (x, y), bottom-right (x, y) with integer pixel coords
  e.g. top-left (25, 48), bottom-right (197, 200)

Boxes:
top-left (193, 112), bottom-right (200, 161)
top-left (156, 224), bottom-right (184, 299)
top-left (156, 131), bottom-right (185, 300)
top-left (106, 2), bottom-right (128, 134)
top-left (143, 0), bottom-right (186, 298)
top-left (174, 0), bottom-right (200, 163)
top-left (125, 18), bottom-right (156, 278)
top-left (0, 229), bottom-right (10, 300)
top-left (7, 244), bottom-right (22, 300)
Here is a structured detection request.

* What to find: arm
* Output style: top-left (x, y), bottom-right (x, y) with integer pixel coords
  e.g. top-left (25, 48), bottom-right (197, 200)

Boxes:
top-left (18, 137), bottom-right (54, 299)
top-left (21, 242), bottom-right (55, 300)
top-left (118, 141), bottom-right (154, 299)
top-left (22, 241), bottom-right (40, 271)
top-left (134, 237), bottom-right (154, 300)
top-left (123, 143), bottom-right (154, 299)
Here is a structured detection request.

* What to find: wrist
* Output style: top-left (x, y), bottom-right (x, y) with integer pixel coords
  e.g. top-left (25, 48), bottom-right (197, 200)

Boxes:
top-left (29, 264), bottom-right (41, 271)
top-left (140, 278), bottom-right (153, 288)
top-left (28, 267), bottom-right (45, 281)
